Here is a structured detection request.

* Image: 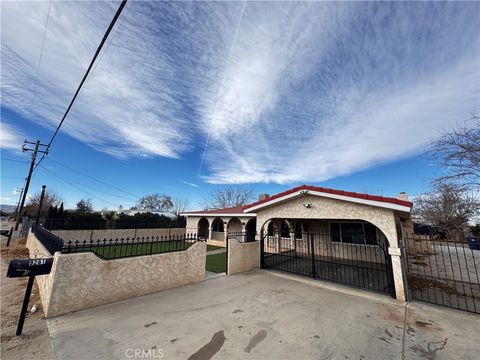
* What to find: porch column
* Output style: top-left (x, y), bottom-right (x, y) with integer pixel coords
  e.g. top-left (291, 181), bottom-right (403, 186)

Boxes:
top-left (224, 220), bottom-right (228, 242)
top-left (289, 220), bottom-right (297, 252)
top-left (208, 225), bottom-right (212, 241)
top-left (275, 219), bottom-right (282, 254)
top-left (388, 247), bottom-right (406, 301)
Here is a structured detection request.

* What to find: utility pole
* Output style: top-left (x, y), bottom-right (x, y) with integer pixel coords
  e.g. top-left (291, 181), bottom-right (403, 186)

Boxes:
top-left (14, 140), bottom-right (49, 231)
top-left (14, 186), bottom-right (25, 219)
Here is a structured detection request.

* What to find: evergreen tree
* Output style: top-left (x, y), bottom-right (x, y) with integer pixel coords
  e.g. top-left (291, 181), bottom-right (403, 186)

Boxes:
top-left (58, 202), bottom-right (65, 218)
top-left (46, 205), bottom-right (54, 220)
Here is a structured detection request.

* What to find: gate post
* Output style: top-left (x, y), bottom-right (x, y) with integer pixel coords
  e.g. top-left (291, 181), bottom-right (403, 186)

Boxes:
top-left (388, 247), bottom-right (406, 301)
top-left (260, 232), bottom-right (265, 268)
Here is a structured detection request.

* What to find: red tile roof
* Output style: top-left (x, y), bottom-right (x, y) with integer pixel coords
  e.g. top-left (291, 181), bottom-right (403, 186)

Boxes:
top-left (243, 185), bottom-right (413, 210)
top-left (184, 185), bottom-right (413, 215)
top-left (183, 205), bottom-right (251, 215)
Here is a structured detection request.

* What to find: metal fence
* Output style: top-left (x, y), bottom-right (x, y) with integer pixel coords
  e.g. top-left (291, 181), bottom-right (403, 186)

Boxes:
top-left (31, 223), bottom-right (65, 254)
top-left (62, 233), bottom-right (205, 260)
top-left (404, 236), bottom-right (480, 314)
top-left (261, 231), bottom-right (395, 297)
top-left (227, 231), bottom-right (256, 243)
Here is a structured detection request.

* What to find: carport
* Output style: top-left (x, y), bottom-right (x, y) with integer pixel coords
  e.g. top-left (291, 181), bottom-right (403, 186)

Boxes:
top-left (242, 185), bottom-right (413, 300)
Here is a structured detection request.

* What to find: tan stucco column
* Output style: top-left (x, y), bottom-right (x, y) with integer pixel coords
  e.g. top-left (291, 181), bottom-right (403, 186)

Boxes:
top-left (224, 221), bottom-right (228, 242)
top-left (388, 247), bottom-right (406, 301)
top-left (208, 225), bottom-right (212, 241)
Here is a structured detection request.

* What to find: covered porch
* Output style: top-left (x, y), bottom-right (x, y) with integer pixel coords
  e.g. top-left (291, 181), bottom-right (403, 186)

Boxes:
top-left (183, 207), bottom-right (256, 247)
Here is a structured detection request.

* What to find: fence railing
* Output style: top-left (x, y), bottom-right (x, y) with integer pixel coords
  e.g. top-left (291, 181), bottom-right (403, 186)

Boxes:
top-left (62, 233), bottom-right (205, 260)
top-left (227, 231), bottom-right (256, 243)
top-left (404, 236), bottom-right (480, 314)
top-left (31, 223), bottom-right (64, 254)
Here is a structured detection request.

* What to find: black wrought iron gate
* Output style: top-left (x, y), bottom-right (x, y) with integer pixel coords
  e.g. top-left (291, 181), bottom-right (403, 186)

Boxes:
top-left (261, 231), bottom-right (395, 297)
top-left (404, 236), bottom-right (480, 314)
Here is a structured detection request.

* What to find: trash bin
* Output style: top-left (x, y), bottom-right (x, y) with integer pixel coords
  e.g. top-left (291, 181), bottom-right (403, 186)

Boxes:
top-left (467, 236), bottom-right (479, 250)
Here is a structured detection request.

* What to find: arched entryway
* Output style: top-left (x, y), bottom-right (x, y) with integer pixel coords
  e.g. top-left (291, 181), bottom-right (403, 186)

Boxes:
top-left (260, 218), bottom-right (395, 297)
top-left (245, 218), bottom-right (256, 242)
top-left (227, 218), bottom-right (242, 234)
top-left (210, 217), bottom-right (225, 241)
top-left (197, 218), bottom-right (209, 239)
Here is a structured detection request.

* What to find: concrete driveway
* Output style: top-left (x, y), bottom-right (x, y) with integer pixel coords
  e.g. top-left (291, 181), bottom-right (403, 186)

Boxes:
top-left (46, 270), bottom-right (479, 360)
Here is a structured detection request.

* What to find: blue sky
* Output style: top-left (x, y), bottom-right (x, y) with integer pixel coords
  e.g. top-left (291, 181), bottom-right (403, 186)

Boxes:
top-left (1, 1), bottom-right (479, 210)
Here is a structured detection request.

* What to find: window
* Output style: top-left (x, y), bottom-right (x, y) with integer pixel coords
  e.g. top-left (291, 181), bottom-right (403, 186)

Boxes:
top-left (295, 222), bottom-right (303, 240)
top-left (329, 222), bottom-right (378, 245)
top-left (330, 223), bottom-right (341, 242)
top-left (280, 221), bottom-right (290, 238)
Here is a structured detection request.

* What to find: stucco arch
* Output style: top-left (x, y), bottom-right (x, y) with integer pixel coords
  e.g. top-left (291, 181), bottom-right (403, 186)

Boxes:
top-left (254, 194), bottom-right (405, 300)
top-left (255, 195), bottom-right (399, 248)
top-left (227, 217), bottom-right (242, 233)
top-left (211, 217), bottom-right (224, 232)
top-left (197, 218), bottom-right (209, 239)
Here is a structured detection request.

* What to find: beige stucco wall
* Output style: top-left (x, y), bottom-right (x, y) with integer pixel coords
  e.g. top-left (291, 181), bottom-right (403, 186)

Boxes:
top-left (27, 231), bottom-right (206, 318)
top-left (254, 194), bottom-right (408, 301)
top-left (51, 228), bottom-right (186, 242)
top-left (227, 239), bottom-right (260, 275)
top-left (255, 195), bottom-right (400, 248)
top-left (26, 231), bottom-right (56, 313)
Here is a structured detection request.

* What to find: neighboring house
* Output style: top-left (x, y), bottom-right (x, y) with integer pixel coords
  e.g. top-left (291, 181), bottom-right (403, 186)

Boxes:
top-left (181, 184), bottom-right (414, 300)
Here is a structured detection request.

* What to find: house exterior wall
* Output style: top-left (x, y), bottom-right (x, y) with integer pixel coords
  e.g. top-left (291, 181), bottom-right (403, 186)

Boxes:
top-left (26, 230), bottom-right (206, 318)
top-left (254, 194), bottom-right (408, 301)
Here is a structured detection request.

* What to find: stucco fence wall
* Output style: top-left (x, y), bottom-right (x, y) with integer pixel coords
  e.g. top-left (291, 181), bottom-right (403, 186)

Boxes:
top-left (227, 239), bottom-right (260, 275)
top-left (51, 227), bottom-right (186, 242)
top-left (26, 230), bottom-right (206, 318)
top-left (254, 194), bottom-right (408, 301)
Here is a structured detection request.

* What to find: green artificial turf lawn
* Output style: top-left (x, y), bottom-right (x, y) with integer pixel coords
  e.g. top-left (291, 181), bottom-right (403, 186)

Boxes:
top-left (65, 240), bottom-right (192, 259)
top-left (205, 252), bottom-right (226, 273)
top-left (207, 245), bottom-right (223, 252)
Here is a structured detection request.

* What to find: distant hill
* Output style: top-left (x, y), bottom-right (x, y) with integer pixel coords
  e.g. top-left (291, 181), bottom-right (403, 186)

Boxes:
top-left (0, 205), bottom-right (16, 213)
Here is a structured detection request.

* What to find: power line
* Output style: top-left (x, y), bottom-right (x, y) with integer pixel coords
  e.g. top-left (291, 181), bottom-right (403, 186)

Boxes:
top-left (14, 140), bottom-right (49, 230)
top-left (1, 157), bottom-right (30, 164)
top-left (34, 0), bottom-right (128, 171)
top-left (41, 157), bottom-right (140, 200)
top-left (40, 166), bottom-right (119, 207)
top-left (38, 164), bottom-right (137, 202)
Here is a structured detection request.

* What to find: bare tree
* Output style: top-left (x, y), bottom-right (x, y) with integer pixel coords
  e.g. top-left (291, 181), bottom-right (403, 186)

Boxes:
top-left (136, 194), bottom-right (173, 212)
top-left (24, 190), bottom-right (63, 218)
top-left (202, 185), bottom-right (255, 210)
top-left (76, 198), bottom-right (93, 213)
top-left (413, 183), bottom-right (480, 240)
top-left (431, 112), bottom-right (480, 189)
top-left (172, 197), bottom-right (191, 215)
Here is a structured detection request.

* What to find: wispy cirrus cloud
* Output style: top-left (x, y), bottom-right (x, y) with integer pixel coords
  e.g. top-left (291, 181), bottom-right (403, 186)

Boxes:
top-left (1, 2), bottom-right (478, 184)
top-left (0, 122), bottom-right (24, 150)
top-left (180, 180), bottom-right (199, 188)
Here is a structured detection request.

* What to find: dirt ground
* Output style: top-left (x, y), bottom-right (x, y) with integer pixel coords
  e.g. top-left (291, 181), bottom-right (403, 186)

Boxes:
top-left (1, 237), bottom-right (55, 360)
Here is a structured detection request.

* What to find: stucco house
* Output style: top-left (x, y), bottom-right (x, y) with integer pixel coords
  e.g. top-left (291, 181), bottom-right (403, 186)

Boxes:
top-left (181, 185), bottom-right (413, 300)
